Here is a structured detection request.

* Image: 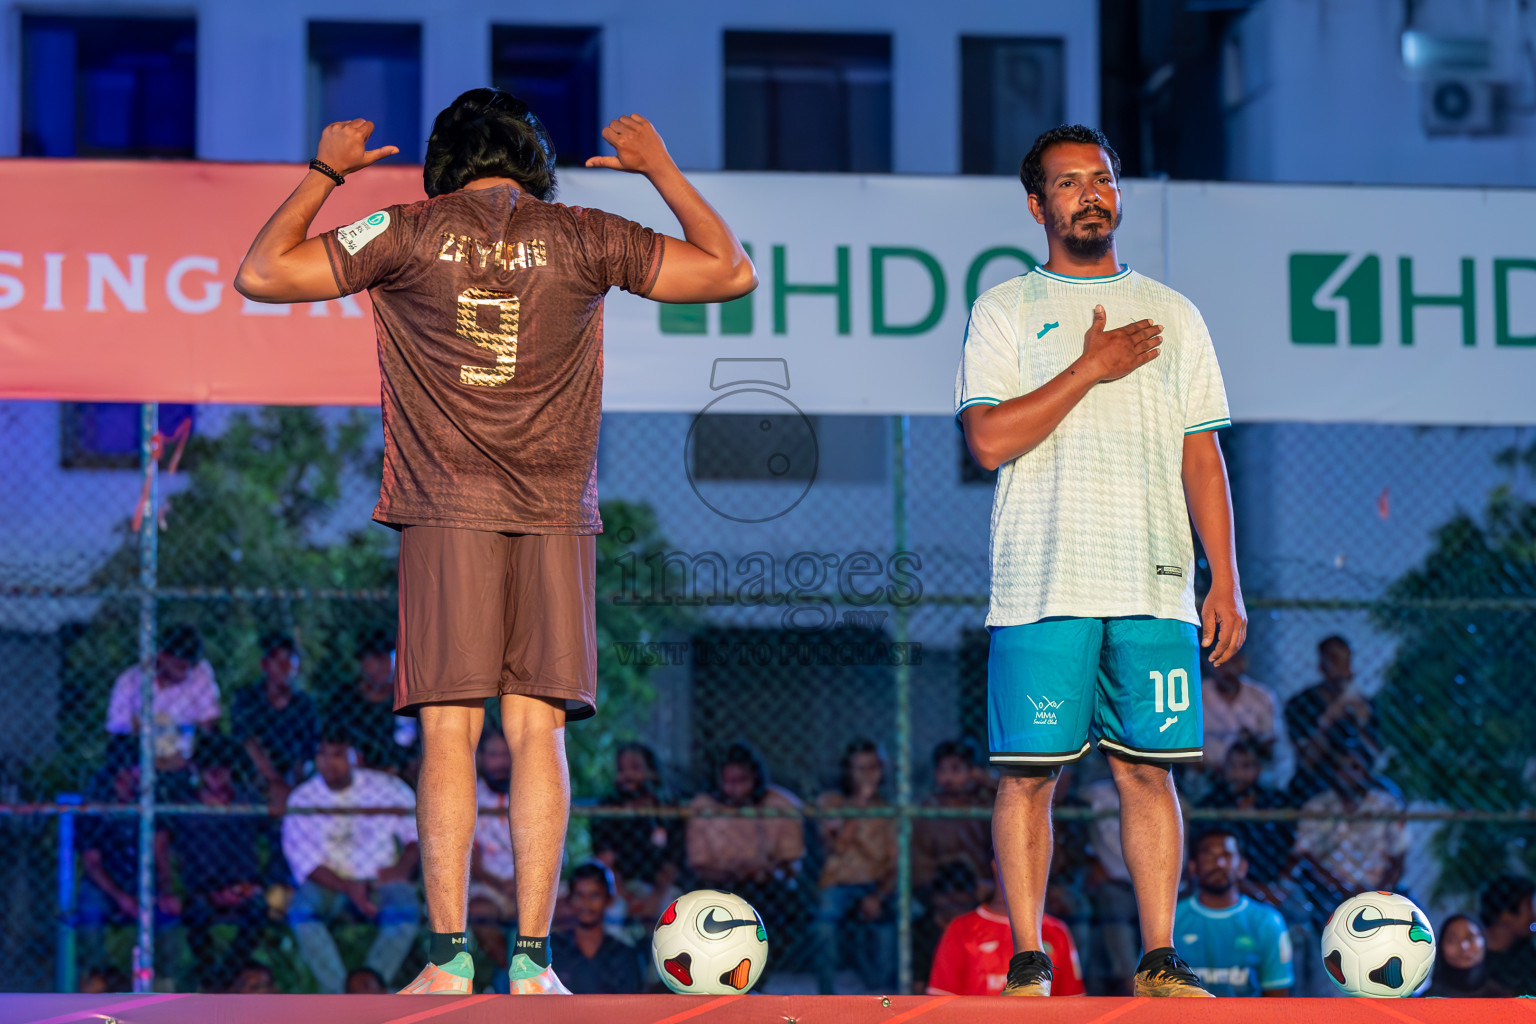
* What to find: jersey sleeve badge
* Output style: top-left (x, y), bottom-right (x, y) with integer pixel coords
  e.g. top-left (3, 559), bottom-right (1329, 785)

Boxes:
top-left (336, 210), bottom-right (391, 255)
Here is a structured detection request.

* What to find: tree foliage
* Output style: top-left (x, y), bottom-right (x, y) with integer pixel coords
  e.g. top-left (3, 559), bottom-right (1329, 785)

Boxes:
top-left (57, 407), bottom-right (687, 799)
top-left (1375, 443), bottom-right (1536, 898)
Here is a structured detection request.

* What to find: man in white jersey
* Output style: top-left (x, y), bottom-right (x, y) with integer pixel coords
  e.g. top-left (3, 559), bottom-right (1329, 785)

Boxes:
top-left (955, 125), bottom-right (1245, 998)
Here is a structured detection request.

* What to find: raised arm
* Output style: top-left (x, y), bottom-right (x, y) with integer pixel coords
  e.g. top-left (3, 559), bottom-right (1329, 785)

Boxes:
top-left (961, 306), bottom-right (1162, 470)
top-left (585, 114), bottom-right (756, 303)
top-left (234, 119), bottom-right (399, 303)
top-left (1184, 430), bottom-right (1247, 665)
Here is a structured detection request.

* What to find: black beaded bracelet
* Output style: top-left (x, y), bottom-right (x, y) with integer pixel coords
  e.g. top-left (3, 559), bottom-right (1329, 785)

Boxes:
top-left (309, 159), bottom-right (345, 186)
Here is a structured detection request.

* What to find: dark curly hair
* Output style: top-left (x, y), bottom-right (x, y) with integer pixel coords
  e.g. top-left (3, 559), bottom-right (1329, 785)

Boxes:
top-left (837, 738), bottom-right (885, 798)
top-left (1019, 124), bottom-right (1121, 201)
top-left (714, 741), bottom-right (769, 804)
top-left (423, 88), bottom-right (557, 200)
top-left (159, 623), bottom-right (203, 663)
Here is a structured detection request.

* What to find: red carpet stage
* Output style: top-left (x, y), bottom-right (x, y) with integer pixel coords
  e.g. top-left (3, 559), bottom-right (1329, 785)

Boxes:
top-left (1, 994), bottom-right (1525, 1024)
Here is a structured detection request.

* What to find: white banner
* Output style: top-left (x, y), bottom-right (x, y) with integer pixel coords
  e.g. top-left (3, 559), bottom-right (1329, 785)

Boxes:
top-left (558, 170), bottom-right (1536, 424)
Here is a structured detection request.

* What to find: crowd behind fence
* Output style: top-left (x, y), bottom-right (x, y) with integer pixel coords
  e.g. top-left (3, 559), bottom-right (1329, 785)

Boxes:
top-left (0, 404), bottom-right (1534, 996)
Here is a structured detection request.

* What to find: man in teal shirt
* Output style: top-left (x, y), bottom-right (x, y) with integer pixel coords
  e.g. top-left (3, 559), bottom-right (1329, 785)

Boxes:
top-left (1173, 828), bottom-right (1293, 996)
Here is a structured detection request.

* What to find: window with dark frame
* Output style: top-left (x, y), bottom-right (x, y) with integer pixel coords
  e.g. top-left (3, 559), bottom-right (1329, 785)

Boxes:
top-left (724, 31), bottom-right (892, 173)
top-left (20, 16), bottom-right (201, 469)
top-left (960, 37), bottom-right (1065, 176)
top-left (60, 404), bottom-right (196, 470)
top-left (309, 22), bottom-right (422, 163)
top-left (21, 15), bottom-right (196, 158)
top-left (491, 26), bottom-right (601, 168)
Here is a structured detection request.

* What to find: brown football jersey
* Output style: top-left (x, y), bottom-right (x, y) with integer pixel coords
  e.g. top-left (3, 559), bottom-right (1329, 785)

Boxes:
top-left (323, 184), bottom-right (663, 534)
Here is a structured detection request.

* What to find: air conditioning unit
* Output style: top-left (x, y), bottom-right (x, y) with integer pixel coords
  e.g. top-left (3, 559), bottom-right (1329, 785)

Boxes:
top-left (1421, 79), bottom-right (1505, 134)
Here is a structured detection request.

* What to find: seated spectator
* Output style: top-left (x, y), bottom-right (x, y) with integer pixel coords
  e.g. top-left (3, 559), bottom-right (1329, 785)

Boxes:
top-left (927, 857), bottom-right (1084, 996)
top-left (324, 633), bottom-right (418, 779)
top-left (549, 863), bottom-right (646, 994)
top-left (1284, 636), bottom-right (1379, 804)
top-left (104, 624), bottom-right (220, 770)
top-left (1427, 914), bottom-right (1512, 998)
top-left (590, 743), bottom-right (684, 930)
top-left (1287, 744), bottom-right (1406, 923)
top-left (227, 962), bottom-right (279, 994)
top-left (282, 727), bottom-right (421, 993)
top-left (1480, 876), bottom-right (1536, 995)
top-left (469, 729), bottom-right (516, 973)
top-left (814, 739), bottom-right (896, 994)
top-left (231, 632), bottom-right (319, 813)
top-left (170, 733), bottom-right (268, 992)
top-left (1196, 738), bottom-right (1293, 895)
top-left (912, 860), bottom-right (977, 992)
top-left (345, 967), bottom-right (388, 994)
top-left (1201, 650), bottom-right (1279, 770)
top-left (687, 743), bottom-right (805, 981)
top-left (76, 736), bottom-right (182, 980)
top-left (912, 739), bottom-right (994, 899)
top-left (78, 967), bottom-right (130, 994)
top-left (1173, 828), bottom-right (1292, 997)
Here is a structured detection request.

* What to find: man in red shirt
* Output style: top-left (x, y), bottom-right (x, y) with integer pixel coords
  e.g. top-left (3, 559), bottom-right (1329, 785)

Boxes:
top-left (927, 860), bottom-right (1085, 997)
top-left (236, 90), bottom-right (755, 995)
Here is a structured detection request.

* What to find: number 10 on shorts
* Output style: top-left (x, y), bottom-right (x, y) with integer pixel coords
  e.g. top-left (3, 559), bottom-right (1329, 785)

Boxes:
top-left (1150, 669), bottom-right (1190, 714)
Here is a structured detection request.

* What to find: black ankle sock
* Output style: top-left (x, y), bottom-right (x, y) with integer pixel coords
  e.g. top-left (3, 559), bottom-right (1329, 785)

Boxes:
top-left (428, 931), bottom-right (469, 966)
top-left (1137, 946), bottom-right (1176, 973)
top-left (514, 934), bottom-right (551, 969)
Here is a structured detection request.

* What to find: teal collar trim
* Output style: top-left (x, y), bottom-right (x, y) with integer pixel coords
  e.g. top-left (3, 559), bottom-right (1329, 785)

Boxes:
top-left (1186, 895), bottom-right (1250, 919)
top-left (1033, 264), bottom-right (1132, 284)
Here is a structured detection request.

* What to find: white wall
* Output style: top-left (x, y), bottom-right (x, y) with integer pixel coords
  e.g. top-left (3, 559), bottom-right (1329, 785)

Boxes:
top-left (1225, 0), bottom-right (1536, 186)
top-left (0, 0), bottom-right (1100, 172)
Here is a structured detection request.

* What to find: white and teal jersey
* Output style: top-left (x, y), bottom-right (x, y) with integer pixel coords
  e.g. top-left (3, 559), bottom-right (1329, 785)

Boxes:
top-left (1173, 895), bottom-right (1294, 996)
top-left (954, 265), bottom-right (1230, 627)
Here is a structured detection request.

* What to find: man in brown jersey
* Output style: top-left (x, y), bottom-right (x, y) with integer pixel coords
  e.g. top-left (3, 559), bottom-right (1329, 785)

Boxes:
top-left (235, 88), bottom-right (755, 994)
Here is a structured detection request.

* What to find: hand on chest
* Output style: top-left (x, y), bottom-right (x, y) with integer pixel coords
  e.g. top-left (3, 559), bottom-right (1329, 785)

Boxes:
top-left (1026, 306), bottom-right (1176, 381)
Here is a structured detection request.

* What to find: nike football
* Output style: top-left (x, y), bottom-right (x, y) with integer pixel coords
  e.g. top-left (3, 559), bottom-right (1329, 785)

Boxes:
top-left (1320, 891), bottom-right (1435, 997)
top-left (652, 889), bottom-right (769, 994)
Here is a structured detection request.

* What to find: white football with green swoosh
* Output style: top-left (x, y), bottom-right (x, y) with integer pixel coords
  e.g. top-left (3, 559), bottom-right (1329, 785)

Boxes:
top-left (653, 889), bottom-right (769, 994)
top-left (1320, 891), bottom-right (1435, 997)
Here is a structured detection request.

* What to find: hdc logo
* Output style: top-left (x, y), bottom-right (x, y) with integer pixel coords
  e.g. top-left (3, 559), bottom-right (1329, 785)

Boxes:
top-left (1289, 252), bottom-right (1536, 348)
top-left (658, 242), bottom-right (1040, 337)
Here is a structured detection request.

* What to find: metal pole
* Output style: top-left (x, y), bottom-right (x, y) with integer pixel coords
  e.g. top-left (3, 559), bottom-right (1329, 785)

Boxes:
top-left (891, 414), bottom-right (912, 993)
top-left (134, 402), bottom-right (159, 993)
top-left (55, 793), bottom-right (81, 992)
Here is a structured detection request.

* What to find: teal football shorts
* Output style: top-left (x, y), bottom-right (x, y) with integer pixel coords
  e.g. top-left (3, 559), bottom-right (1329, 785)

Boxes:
top-left (987, 616), bottom-right (1203, 767)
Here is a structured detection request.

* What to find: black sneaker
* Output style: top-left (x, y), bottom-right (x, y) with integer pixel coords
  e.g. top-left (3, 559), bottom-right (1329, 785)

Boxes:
top-left (1132, 947), bottom-right (1213, 998)
top-left (1001, 950), bottom-right (1053, 997)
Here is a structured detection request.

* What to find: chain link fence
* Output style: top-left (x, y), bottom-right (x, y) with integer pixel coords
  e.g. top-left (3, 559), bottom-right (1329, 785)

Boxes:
top-left (1, 400), bottom-right (1533, 996)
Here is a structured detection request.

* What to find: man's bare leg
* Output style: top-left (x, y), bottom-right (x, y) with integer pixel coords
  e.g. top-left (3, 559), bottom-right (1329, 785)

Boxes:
top-left (416, 699), bottom-right (487, 932)
top-left (398, 698), bottom-right (487, 993)
top-left (1108, 755), bottom-right (1181, 951)
top-left (994, 769), bottom-right (1060, 951)
top-left (500, 693), bottom-right (569, 941)
top-left (1110, 755), bottom-right (1209, 996)
top-left (993, 767), bottom-right (1060, 995)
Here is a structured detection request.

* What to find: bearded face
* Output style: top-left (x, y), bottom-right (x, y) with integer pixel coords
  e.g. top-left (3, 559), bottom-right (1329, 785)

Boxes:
top-left (1049, 197), bottom-right (1123, 261)
top-left (1031, 141), bottom-right (1124, 262)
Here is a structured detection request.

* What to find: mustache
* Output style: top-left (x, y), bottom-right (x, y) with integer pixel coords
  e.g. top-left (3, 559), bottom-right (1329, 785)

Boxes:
top-left (1073, 208), bottom-right (1110, 223)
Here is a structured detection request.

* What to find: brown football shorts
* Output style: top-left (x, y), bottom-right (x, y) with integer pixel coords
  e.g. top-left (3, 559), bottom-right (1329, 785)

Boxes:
top-left (394, 525), bottom-right (597, 720)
